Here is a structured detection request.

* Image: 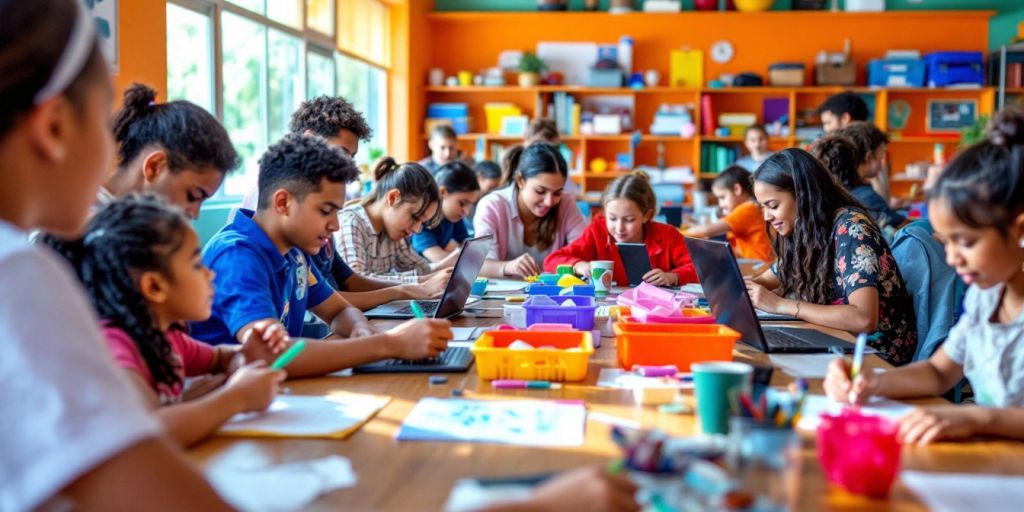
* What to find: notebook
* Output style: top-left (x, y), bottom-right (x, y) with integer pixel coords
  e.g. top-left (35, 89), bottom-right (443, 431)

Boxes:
top-left (218, 392), bottom-right (390, 439)
top-left (396, 398), bottom-right (586, 447)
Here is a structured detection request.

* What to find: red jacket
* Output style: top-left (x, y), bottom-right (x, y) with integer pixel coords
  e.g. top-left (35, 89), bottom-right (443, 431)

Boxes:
top-left (543, 217), bottom-right (698, 285)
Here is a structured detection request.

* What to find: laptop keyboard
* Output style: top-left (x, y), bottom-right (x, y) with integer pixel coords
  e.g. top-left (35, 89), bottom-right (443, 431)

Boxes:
top-left (393, 300), bottom-right (440, 316)
top-left (763, 329), bottom-right (819, 349)
top-left (352, 347), bottom-right (474, 374)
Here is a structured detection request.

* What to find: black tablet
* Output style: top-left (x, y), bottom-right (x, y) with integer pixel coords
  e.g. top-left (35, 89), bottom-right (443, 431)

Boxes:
top-left (616, 242), bottom-right (653, 286)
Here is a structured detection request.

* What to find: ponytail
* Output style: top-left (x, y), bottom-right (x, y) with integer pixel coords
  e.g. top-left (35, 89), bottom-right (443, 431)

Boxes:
top-left (603, 173), bottom-right (656, 216)
top-left (501, 145), bottom-right (524, 188)
top-left (362, 157), bottom-right (443, 227)
top-left (811, 135), bottom-right (863, 190)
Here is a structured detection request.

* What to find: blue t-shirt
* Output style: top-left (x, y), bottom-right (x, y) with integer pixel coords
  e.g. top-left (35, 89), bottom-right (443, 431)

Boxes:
top-left (410, 218), bottom-right (469, 255)
top-left (190, 209), bottom-right (335, 345)
top-left (851, 184), bottom-right (906, 228)
top-left (310, 242), bottom-right (355, 291)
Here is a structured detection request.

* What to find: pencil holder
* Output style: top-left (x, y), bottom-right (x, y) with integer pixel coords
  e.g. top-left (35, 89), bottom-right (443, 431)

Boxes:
top-left (817, 410), bottom-right (901, 498)
top-left (726, 417), bottom-right (800, 510)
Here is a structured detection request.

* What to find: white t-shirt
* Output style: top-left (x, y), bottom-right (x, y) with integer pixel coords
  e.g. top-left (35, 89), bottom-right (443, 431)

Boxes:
top-left (943, 284), bottom-right (1024, 407)
top-left (0, 220), bottom-right (160, 511)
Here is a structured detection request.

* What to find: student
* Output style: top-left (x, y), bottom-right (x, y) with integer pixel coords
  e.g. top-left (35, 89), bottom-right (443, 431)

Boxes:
top-left (746, 149), bottom-right (918, 365)
top-left (336, 157), bottom-right (460, 282)
top-left (544, 174), bottom-right (697, 286)
top-left (840, 121), bottom-right (907, 220)
top-left (824, 109), bottom-right (1024, 444)
top-left (0, 0), bottom-right (233, 508)
top-left (419, 124), bottom-right (458, 174)
top-left (475, 159), bottom-right (503, 196)
top-left (525, 117), bottom-right (560, 146)
top-left (818, 91), bottom-right (869, 133)
top-left (72, 196), bottom-right (285, 447)
top-left (242, 96), bottom-right (449, 310)
top-left (684, 166), bottom-right (774, 264)
top-left (813, 133), bottom-right (906, 231)
top-left (475, 143), bottom-right (587, 278)
top-left (734, 124), bottom-right (774, 172)
top-left (412, 161), bottom-right (481, 262)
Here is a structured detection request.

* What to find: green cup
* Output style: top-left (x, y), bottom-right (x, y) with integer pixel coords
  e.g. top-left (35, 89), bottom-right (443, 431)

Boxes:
top-left (692, 361), bottom-right (753, 435)
top-left (556, 264), bottom-right (574, 276)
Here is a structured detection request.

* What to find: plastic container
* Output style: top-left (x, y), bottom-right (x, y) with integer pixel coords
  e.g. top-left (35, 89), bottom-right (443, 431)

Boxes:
top-left (523, 295), bottom-right (597, 331)
top-left (768, 63), bottom-right (806, 87)
top-left (614, 321), bottom-right (740, 371)
top-left (472, 324), bottom-right (595, 381)
top-left (527, 283), bottom-right (595, 297)
top-left (617, 307), bottom-right (715, 325)
top-left (735, 0), bottom-right (773, 13)
top-left (868, 57), bottom-right (926, 88)
top-left (817, 410), bottom-right (901, 498)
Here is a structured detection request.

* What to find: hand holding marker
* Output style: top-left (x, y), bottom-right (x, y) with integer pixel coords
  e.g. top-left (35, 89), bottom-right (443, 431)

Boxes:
top-left (848, 333), bottom-right (867, 404)
top-left (271, 339), bottom-right (307, 370)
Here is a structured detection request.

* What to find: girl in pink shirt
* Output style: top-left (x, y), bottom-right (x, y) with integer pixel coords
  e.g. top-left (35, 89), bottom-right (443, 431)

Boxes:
top-left (73, 196), bottom-right (288, 447)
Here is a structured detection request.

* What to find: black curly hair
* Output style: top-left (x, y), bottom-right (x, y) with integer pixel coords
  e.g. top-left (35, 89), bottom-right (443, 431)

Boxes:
top-left (70, 195), bottom-right (192, 392)
top-left (753, 148), bottom-right (865, 304)
top-left (112, 82), bottom-right (239, 175)
top-left (838, 121), bottom-right (889, 164)
top-left (812, 134), bottom-right (864, 190)
top-left (289, 95), bottom-right (373, 141)
top-left (929, 107), bottom-right (1024, 236)
top-left (362, 157), bottom-right (443, 229)
top-left (256, 133), bottom-right (360, 210)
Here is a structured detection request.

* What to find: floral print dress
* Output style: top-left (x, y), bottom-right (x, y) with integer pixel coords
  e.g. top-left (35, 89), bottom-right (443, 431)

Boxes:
top-left (832, 208), bottom-right (918, 366)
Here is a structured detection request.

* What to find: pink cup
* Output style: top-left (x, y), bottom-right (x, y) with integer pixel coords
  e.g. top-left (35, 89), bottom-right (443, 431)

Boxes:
top-left (817, 410), bottom-right (901, 498)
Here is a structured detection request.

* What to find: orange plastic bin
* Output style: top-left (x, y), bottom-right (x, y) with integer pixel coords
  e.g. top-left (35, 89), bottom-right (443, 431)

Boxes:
top-left (613, 318), bottom-right (740, 371)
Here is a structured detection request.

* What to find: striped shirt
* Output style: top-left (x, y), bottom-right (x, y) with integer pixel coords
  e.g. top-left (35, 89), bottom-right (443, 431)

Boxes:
top-left (335, 204), bottom-right (431, 283)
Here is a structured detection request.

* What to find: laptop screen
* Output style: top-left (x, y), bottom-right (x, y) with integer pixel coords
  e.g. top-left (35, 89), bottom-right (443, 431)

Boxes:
top-left (434, 235), bottom-right (493, 319)
top-left (683, 237), bottom-right (768, 350)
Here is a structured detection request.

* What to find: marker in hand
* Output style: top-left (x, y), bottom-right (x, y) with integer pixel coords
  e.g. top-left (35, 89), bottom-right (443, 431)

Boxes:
top-left (848, 333), bottom-right (867, 403)
top-left (410, 301), bottom-right (427, 319)
top-left (271, 339), bottom-right (307, 370)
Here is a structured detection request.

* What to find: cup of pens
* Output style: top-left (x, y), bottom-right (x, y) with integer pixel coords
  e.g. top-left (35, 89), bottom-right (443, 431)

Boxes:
top-left (725, 387), bottom-right (802, 511)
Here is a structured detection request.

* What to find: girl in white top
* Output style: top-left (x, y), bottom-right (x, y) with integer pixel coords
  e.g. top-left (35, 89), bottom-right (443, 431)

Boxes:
top-left (825, 108), bottom-right (1024, 445)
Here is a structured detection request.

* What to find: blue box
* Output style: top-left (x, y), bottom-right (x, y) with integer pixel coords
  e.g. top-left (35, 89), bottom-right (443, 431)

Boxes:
top-left (868, 58), bottom-right (926, 88)
top-left (427, 103), bottom-right (469, 118)
top-left (925, 51), bottom-right (984, 88)
top-left (588, 68), bottom-right (623, 87)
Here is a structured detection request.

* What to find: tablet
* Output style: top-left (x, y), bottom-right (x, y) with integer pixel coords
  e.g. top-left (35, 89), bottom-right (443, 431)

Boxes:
top-left (616, 242), bottom-right (653, 286)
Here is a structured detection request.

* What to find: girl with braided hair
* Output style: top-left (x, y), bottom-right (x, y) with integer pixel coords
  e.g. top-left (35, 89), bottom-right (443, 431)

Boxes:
top-left (74, 195), bottom-right (287, 447)
top-left (745, 148), bottom-right (918, 366)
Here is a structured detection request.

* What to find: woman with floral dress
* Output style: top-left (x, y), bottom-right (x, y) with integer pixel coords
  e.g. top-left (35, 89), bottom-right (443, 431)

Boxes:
top-left (743, 148), bottom-right (918, 366)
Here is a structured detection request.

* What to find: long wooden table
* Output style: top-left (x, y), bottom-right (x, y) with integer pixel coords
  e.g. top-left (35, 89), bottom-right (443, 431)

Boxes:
top-left (188, 299), bottom-right (1024, 511)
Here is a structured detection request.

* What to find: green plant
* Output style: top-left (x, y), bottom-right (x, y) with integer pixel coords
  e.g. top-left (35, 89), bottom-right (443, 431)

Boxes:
top-left (368, 147), bottom-right (385, 161)
top-left (959, 114), bottom-right (990, 148)
top-left (518, 52), bottom-right (547, 74)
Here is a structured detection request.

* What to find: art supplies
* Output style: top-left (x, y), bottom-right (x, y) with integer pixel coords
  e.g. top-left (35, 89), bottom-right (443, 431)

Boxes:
top-left (693, 362), bottom-right (753, 435)
top-left (472, 325), bottom-right (594, 382)
top-left (597, 368), bottom-right (694, 390)
top-left (850, 332), bottom-right (868, 382)
top-left (614, 320), bottom-right (739, 372)
top-left (219, 393), bottom-right (390, 439)
top-left (492, 379), bottom-right (563, 390)
top-left (270, 339), bottom-right (307, 370)
top-left (397, 398), bottom-right (586, 447)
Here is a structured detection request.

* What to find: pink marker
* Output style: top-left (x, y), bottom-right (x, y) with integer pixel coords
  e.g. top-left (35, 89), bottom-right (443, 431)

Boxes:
top-left (632, 365), bottom-right (679, 377)
top-left (492, 379), bottom-right (563, 389)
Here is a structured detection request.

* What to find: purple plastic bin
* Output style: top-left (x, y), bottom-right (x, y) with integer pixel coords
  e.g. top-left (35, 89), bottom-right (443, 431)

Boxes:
top-left (523, 295), bottom-right (597, 331)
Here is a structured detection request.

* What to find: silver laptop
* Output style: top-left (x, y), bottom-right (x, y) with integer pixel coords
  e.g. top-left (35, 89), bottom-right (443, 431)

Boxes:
top-left (363, 235), bottom-right (493, 320)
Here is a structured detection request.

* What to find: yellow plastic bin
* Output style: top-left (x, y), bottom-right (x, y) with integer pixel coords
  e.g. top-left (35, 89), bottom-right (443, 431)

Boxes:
top-left (471, 325), bottom-right (594, 382)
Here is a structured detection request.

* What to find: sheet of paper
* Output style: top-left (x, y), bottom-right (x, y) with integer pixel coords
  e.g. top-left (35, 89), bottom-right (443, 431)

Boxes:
top-left (219, 393), bottom-right (390, 439)
top-left (679, 283), bottom-right (705, 297)
top-left (901, 471), bottom-right (1024, 512)
top-left (397, 398), bottom-right (586, 447)
top-left (597, 368), bottom-right (693, 390)
top-left (445, 479), bottom-right (536, 512)
top-left (486, 279), bottom-right (528, 293)
top-left (205, 444), bottom-right (357, 512)
top-left (797, 394), bottom-right (913, 431)
top-left (451, 326), bottom-right (482, 341)
top-left (768, 354), bottom-right (835, 378)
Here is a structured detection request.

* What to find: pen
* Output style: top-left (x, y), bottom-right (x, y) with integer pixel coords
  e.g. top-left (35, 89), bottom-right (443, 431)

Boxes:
top-left (492, 379), bottom-right (563, 389)
top-left (410, 301), bottom-right (426, 319)
top-left (270, 339), bottom-right (307, 370)
top-left (850, 333), bottom-right (867, 381)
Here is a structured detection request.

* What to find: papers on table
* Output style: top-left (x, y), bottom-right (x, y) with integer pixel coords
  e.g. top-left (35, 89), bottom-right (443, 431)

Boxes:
top-left (901, 471), bottom-right (1024, 512)
top-left (219, 393), bottom-right (390, 439)
top-left (485, 279), bottom-right (528, 293)
top-left (678, 283), bottom-right (705, 297)
top-left (205, 444), bottom-right (357, 512)
top-left (597, 368), bottom-right (694, 390)
top-left (768, 354), bottom-right (835, 378)
top-left (796, 394), bottom-right (913, 431)
top-left (397, 398), bottom-right (586, 447)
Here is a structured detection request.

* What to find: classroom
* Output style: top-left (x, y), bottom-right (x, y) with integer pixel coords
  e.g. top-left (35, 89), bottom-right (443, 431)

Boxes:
top-left (5, 0), bottom-right (1024, 510)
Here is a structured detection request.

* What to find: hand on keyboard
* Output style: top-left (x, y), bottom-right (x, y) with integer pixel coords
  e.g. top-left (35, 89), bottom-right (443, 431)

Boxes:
top-left (385, 318), bottom-right (453, 360)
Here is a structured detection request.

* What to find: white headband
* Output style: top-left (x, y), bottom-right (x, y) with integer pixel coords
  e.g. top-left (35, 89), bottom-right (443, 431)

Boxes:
top-left (33, 0), bottom-right (97, 104)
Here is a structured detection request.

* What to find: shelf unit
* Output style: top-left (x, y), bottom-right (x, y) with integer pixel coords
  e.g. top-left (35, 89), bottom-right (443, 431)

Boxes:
top-left (410, 9), bottom-right (995, 199)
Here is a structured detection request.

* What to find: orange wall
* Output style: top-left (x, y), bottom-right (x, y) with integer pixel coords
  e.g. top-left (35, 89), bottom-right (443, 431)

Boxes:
top-left (113, 0), bottom-right (167, 99)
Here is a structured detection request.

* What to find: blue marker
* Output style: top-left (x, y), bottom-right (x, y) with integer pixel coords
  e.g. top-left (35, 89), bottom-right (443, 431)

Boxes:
top-left (850, 333), bottom-right (867, 382)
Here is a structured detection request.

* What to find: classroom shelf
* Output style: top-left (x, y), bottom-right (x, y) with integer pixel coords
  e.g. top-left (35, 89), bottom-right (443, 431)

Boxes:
top-left (890, 175), bottom-right (928, 182)
top-left (579, 171), bottom-right (633, 178)
top-left (701, 136), bottom-right (790, 142)
top-left (425, 85), bottom-right (994, 96)
top-left (889, 136), bottom-right (962, 143)
top-left (699, 173), bottom-right (722, 179)
top-left (426, 10), bottom-right (993, 22)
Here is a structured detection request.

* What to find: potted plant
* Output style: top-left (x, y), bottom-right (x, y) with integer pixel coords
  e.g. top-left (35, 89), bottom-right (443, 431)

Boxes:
top-left (518, 52), bottom-right (547, 88)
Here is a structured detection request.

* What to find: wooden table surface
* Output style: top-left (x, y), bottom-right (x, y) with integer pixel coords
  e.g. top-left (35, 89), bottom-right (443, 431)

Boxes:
top-left (187, 299), bottom-right (1024, 511)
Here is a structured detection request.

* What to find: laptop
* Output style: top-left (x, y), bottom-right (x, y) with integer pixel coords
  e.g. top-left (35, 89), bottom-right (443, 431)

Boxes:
top-left (363, 235), bottom-right (493, 320)
top-left (684, 237), bottom-right (857, 354)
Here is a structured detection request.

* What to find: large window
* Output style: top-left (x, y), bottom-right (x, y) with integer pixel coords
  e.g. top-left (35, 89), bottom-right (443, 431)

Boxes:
top-left (166, 0), bottom-right (390, 199)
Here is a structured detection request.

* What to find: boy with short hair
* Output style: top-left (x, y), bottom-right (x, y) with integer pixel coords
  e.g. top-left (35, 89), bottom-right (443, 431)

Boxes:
top-left (818, 92), bottom-right (869, 133)
top-left (420, 124), bottom-right (459, 174)
top-left (192, 135), bottom-right (452, 371)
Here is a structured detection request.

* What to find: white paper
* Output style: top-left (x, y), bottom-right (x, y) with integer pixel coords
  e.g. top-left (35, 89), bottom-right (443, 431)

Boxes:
top-left (485, 279), bottom-right (528, 293)
top-left (205, 444), bottom-right (356, 512)
top-left (219, 393), bottom-right (389, 437)
top-left (445, 479), bottom-right (535, 512)
top-left (397, 398), bottom-right (586, 447)
top-left (797, 394), bottom-right (913, 431)
top-left (901, 471), bottom-right (1024, 512)
top-left (768, 354), bottom-right (836, 378)
top-left (679, 283), bottom-right (705, 297)
top-left (451, 327), bottom-right (481, 341)
top-left (597, 368), bottom-right (694, 390)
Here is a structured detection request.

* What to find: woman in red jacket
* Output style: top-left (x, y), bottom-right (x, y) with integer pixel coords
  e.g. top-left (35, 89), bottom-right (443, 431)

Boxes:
top-left (544, 174), bottom-right (698, 286)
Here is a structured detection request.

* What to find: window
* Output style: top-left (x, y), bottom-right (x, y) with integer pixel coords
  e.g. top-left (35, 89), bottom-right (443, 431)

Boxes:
top-left (166, 3), bottom-right (213, 113)
top-left (166, 0), bottom-right (391, 199)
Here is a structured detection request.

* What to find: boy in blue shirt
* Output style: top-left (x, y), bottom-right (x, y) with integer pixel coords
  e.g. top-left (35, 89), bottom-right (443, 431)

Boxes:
top-left (192, 135), bottom-right (452, 373)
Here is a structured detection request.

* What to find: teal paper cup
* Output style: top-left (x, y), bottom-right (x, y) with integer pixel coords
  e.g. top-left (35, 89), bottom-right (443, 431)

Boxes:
top-left (692, 361), bottom-right (753, 435)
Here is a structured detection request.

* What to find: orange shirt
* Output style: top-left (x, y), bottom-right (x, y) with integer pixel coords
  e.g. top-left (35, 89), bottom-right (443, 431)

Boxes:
top-left (724, 201), bottom-right (774, 264)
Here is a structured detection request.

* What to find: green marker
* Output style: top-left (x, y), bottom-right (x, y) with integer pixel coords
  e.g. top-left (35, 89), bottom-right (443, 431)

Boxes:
top-left (271, 339), bottom-right (307, 370)
top-left (410, 301), bottom-right (426, 319)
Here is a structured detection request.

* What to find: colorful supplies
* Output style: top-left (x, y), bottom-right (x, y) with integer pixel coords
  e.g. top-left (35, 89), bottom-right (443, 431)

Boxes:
top-left (471, 324), bottom-right (594, 381)
top-left (615, 320), bottom-right (739, 371)
top-left (616, 282), bottom-right (699, 323)
top-left (523, 295), bottom-right (597, 330)
top-left (817, 410), bottom-right (901, 498)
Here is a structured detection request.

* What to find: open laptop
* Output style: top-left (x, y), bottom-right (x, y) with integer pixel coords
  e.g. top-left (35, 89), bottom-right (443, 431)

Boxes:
top-left (684, 237), bottom-right (857, 354)
top-left (363, 235), bottom-right (493, 320)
